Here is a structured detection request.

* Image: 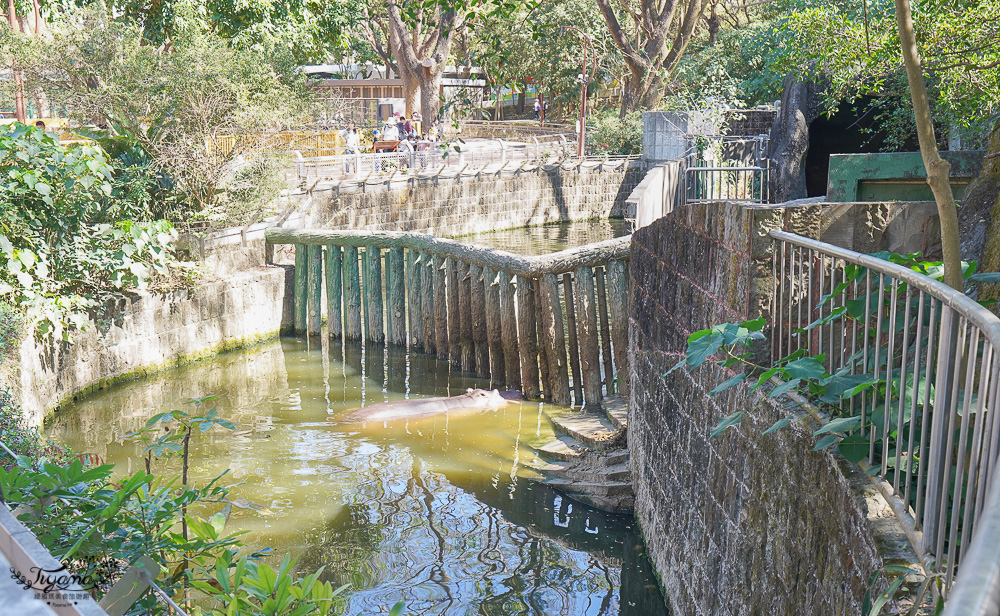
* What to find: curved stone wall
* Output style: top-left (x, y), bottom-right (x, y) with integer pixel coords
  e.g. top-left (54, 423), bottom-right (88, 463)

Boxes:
top-left (627, 201), bottom-right (926, 614)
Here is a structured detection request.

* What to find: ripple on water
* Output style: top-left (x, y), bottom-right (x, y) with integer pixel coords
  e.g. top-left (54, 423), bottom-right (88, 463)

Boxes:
top-left (46, 337), bottom-right (669, 616)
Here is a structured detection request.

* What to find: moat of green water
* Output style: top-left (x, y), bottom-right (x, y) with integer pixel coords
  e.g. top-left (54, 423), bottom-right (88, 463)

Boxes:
top-left (45, 219), bottom-right (667, 615)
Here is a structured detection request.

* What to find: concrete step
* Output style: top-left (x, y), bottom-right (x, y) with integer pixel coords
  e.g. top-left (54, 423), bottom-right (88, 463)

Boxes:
top-left (543, 406), bottom-right (623, 450)
top-left (543, 478), bottom-right (634, 499)
top-left (527, 434), bottom-right (589, 462)
top-left (601, 449), bottom-right (630, 467)
top-left (603, 396), bottom-right (628, 430)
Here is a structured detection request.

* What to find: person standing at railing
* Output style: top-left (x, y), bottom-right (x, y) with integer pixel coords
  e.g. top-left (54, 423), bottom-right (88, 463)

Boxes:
top-left (342, 122), bottom-right (360, 173)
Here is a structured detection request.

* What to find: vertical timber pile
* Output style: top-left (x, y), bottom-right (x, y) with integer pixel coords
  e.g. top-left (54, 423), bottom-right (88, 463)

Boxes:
top-left (499, 272), bottom-right (522, 390)
top-left (294, 244), bottom-right (307, 334)
top-left (595, 266), bottom-right (615, 395)
top-left (574, 266), bottom-right (602, 410)
top-left (306, 244), bottom-right (322, 335)
top-left (471, 264), bottom-right (491, 378)
top-left (606, 260), bottom-right (630, 397)
top-left (387, 246), bottom-right (406, 346)
top-left (447, 259), bottom-right (462, 367)
top-left (562, 273), bottom-right (583, 405)
top-left (326, 245), bottom-right (343, 338)
top-left (459, 262), bottom-right (475, 371)
top-left (343, 246), bottom-right (362, 340)
top-left (420, 253), bottom-right (436, 353)
top-left (516, 276), bottom-right (540, 399)
top-left (539, 273), bottom-right (571, 404)
top-left (362, 247), bottom-right (384, 342)
top-left (534, 278), bottom-right (552, 401)
top-left (270, 231), bottom-right (631, 406)
top-left (406, 250), bottom-right (423, 350)
top-left (434, 255), bottom-right (449, 359)
top-left (484, 267), bottom-right (506, 386)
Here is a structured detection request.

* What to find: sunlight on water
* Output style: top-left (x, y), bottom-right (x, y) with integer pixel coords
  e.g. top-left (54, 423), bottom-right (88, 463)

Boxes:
top-left (47, 337), bottom-right (667, 615)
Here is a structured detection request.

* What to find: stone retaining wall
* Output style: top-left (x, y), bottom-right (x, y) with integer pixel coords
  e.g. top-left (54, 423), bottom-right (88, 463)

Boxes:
top-left (307, 160), bottom-right (644, 236)
top-left (18, 266), bottom-right (292, 426)
top-left (628, 200), bottom-right (930, 614)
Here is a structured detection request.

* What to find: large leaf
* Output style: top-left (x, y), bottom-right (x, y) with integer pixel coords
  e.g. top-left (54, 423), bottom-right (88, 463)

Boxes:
top-left (710, 411), bottom-right (743, 438)
top-left (767, 378), bottom-right (801, 398)
top-left (837, 434), bottom-right (869, 464)
top-left (814, 415), bottom-right (862, 436)
top-left (783, 357), bottom-right (826, 381)
top-left (685, 330), bottom-right (725, 368)
top-left (709, 372), bottom-right (747, 395)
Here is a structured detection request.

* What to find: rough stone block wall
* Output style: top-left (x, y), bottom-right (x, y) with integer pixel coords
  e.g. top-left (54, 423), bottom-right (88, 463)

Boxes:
top-left (628, 202), bottom-right (893, 615)
top-left (308, 161), bottom-right (645, 236)
top-left (19, 266), bottom-right (293, 426)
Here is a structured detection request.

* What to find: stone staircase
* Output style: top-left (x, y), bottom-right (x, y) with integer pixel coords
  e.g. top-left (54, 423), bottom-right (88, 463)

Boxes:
top-left (523, 396), bottom-right (633, 512)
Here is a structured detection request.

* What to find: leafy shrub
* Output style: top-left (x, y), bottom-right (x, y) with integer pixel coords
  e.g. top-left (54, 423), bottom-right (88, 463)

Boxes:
top-left (0, 125), bottom-right (179, 339)
top-left (586, 111), bottom-right (642, 156)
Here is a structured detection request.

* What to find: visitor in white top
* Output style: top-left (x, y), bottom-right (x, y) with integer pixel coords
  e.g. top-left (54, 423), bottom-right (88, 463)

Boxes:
top-left (382, 123), bottom-right (399, 141)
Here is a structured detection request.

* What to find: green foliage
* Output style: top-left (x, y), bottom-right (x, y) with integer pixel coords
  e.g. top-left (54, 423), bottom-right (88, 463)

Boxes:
top-left (0, 302), bottom-right (24, 366)
top-left (0, 125), bottom-right (179, 339)
top-left (22, 5), bottom-right (302, 224)
top-left (0, 396), bottom-right (372, 615)
top-left (669, 250), bottom-right (997, 472)
top-left (0, 391), bottom-right (72, 465)
top-left (586, 111), bottom-right (643, 156)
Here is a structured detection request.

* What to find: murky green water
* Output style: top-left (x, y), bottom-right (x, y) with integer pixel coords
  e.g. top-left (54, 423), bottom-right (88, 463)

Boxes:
top-left (44, 219), bottom-right (667, 616)
top-left (47, 338), bottom-right (666, 615)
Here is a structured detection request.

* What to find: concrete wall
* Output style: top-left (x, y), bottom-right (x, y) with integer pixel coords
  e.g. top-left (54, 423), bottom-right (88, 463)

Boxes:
top-left (306, 160), bottom-right (644, 236)
top-left (18, 267), bottom-right (293, 426)
top-left (827, 151), bottom-right (985, 202)
top-left (628, 200), bottom-right (930, 614)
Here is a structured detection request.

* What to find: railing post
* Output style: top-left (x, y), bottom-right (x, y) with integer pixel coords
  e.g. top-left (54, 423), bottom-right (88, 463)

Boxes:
top-left (406, 249), bottom-right (423, 350)
top-left (484, 267), bottom-right (506, 387)
top-left (386, 246), bottom-right (406, 346)
top-left (362, 246), bottom-right (384, 342)
top-left (420, 253), bottom-right (436, 354)
top-left (342, 245), bottom-right (362, 340)
top-left (459, 261), bottom-right (475, 371)
top-left (606, 259), bottom-right (630, 397)
top-left (306, 244), bottom-right (322, 335)
top-left (325, 245), bottom-right (343, 338)
top-left (595, 266), bottom-right (616, 396)
top-left (294, 244), bottom-right (307, 334)
top-left (574, 266), bottom-right (603, 410)
top-left (516, 275), bottom-right (540, 399)
top-left (538, 273), bottom-right (571, 405)
top-left (563, 273), bottom-right (583, 406)
top-left (434, 255), bottom-right (449, 359)
top-left (470, 264), bottom-right (491, 378)
top-left (499, 271), bottom-right (522, 390)
top-left (446, 258), bottom-right (461, 364)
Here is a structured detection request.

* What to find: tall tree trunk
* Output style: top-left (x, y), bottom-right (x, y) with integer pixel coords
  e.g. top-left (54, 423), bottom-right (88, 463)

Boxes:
top-left (33, 88), bottom-right (50, 118)
top-left (895, 0), bottom-right (962, 290)
top-left (401, 68), bottom-right (420, 118)
top-left (419, 65), bottom-right (444, 124)
top-left (517, 81), bottom-right (525, 114)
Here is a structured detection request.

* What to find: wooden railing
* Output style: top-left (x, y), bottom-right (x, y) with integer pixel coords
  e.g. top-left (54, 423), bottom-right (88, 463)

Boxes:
top-left (265, 229), bottom-right (631, 407)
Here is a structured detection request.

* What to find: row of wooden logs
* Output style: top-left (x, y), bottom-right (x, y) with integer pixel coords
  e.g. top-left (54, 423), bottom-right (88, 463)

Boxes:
top-left (290, 243), bottom-right (629, 408)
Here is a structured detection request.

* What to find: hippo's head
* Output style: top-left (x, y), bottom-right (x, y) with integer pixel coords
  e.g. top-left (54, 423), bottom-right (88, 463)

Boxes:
top-left (466, 388), bottom-right (509, 410)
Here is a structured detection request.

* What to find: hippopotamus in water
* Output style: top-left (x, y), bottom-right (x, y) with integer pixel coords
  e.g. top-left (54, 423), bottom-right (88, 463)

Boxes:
top-left (345, 388), bottom-right (516, 423)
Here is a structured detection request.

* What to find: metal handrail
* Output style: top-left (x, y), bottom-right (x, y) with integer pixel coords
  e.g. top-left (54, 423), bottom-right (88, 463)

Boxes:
top-left (768, 229), bottom-right (1000, 611)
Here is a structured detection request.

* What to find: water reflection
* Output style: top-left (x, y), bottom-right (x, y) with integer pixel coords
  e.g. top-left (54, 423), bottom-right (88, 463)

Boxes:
top-left (46, 337), bottom-right (667, 616)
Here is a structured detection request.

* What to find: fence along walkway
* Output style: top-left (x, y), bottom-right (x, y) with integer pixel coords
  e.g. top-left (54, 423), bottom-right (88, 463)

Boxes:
top-left (264, 229), bottom-right (631, 408)
top-left (769, 230), bottom-right (1000, 612)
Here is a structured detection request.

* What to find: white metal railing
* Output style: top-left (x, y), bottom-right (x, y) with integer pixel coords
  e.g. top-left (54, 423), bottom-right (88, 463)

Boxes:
top-left (769, 229), bottom-right (1000, 610)
top-left (293, 136), bottom-right (573, 183)
top-left (685, 165), bottom-right (768, 203)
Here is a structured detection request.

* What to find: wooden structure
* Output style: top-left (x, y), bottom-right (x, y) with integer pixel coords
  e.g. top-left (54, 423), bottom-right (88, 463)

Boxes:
top-left (266, 229), bottom-right (631, 408)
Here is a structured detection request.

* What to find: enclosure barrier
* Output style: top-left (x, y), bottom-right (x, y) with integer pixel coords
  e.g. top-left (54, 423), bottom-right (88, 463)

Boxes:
top-left (769, 229), bottom-right (1000, 610)
top-left (292, 136), bottom-right (573, 184)
top-left (265, 229), bottom-right (631, 408)
top-left (685, 165), bottom-right (769, 203)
